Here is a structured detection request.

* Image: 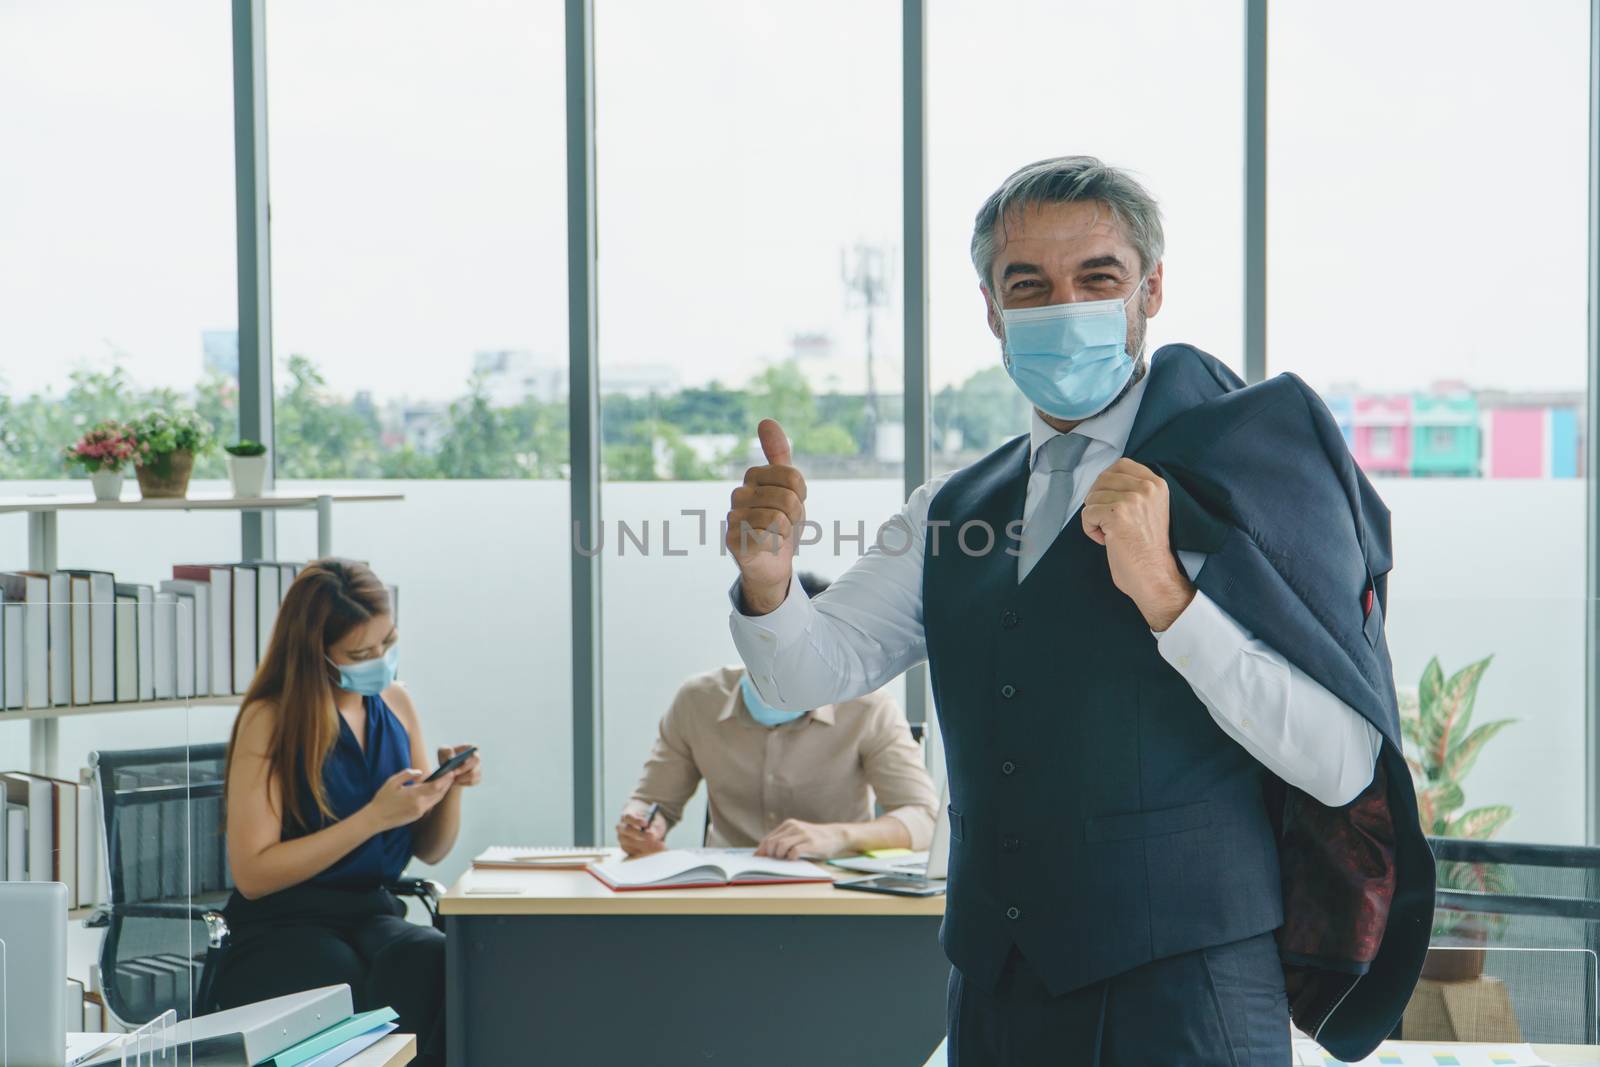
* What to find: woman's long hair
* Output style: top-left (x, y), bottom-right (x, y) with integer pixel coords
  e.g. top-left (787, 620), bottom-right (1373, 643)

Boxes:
top-left (225, 558), bottom-right (391, 832)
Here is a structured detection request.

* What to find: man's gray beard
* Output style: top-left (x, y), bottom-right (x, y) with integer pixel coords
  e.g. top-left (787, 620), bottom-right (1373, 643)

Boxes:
top-left (1081, 312), bottom-right (1149, 419)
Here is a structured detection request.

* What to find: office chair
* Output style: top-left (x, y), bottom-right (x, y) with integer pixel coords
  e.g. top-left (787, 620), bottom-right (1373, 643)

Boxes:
top-left (1408, 835), bottom-right (1600, 1045)
top-left (88, 743), bottom-right (445, 1028)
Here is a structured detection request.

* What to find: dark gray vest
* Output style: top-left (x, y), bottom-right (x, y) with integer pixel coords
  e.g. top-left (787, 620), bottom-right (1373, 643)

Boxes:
top-left (923, 433), bottom-right (1284, 995)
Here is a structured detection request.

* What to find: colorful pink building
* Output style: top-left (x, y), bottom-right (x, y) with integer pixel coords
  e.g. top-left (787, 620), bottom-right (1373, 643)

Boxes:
top-left (1479, 399), bottom-right (1584, 479)
top-left (1351, 394), bottom-right (1412, 475)
top-left (1484, 407), bottom-right (1545, 478)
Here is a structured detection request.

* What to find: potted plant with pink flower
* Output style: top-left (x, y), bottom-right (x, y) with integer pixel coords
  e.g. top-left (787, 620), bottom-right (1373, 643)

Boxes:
top-left (63, 420), bottom-right (138, 501)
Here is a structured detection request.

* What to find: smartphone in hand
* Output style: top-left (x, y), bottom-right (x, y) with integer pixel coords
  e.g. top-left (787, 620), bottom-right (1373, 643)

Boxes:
top-left (425, 746), bottom-right (478, 783)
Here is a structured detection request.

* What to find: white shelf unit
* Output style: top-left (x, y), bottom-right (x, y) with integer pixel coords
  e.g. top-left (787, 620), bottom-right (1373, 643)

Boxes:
top-left (5, 695), bottom-right (245, 722)
top-left (1, 490), bottom-right (402, 775)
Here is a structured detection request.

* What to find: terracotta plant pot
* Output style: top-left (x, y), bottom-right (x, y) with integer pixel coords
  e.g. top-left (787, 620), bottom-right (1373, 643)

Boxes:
top-left (135, 449), bottom-right (195, 499)
top-left (1421, 920), bottom-right (1488, 981)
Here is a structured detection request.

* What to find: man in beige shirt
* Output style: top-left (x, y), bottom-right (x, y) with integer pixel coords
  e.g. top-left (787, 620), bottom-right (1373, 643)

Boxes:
top-left (618, 576), bottom-right (939, 860)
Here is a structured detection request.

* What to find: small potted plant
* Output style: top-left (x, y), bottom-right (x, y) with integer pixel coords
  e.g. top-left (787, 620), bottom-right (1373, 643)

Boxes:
top-left (63, 420), bottom-right (138, 501)
top-left (1400, 655), bottom-right (1517, 981)
top-left (127, 408), bottom-right (215, 499)
top-left (224, 439), bottom-right (270, 498)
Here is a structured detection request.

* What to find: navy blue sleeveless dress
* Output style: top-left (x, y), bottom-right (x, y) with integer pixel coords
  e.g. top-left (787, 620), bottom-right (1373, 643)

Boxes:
top-left (216, 693), bottom-right (446, 1066)
top-left (288, 693), bottom-right (415, 887)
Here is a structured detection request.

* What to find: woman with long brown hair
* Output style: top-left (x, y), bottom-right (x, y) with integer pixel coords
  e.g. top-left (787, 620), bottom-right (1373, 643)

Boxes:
top-left (212, 558), bottom-right (478, 1067)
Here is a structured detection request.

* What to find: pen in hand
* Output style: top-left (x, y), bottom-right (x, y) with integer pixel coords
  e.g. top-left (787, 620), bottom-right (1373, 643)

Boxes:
top-left (618, 803), bottom-right (663, 861)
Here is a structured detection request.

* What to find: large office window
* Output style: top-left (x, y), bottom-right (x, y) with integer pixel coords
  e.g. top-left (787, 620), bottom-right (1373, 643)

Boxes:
top-left (1269, 0), bottom-right (1591, 842)
top-left (0, 2), bottom-right (241, 768)
top-left (265, 0), bottom-right (573, 865)
top-left (594, 0), bottom-right (907, 845)
top-left (928, 0), bottom-right (1245, 475)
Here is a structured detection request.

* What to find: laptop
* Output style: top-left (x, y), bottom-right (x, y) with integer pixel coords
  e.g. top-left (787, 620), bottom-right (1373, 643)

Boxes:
top-left (832, 786), bottom-right (950, 895)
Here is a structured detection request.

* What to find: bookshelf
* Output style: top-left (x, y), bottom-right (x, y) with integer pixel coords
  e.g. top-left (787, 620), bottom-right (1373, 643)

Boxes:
top-left (3, 490), bottom-right (402, 776)
top-left (5, 695), bottom-right (245, 722)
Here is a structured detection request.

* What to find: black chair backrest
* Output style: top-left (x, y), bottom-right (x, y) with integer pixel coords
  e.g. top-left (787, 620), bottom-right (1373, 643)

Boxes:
top-left (1425, 835), bottom-right (1600, 1044)
top-left (90, 743), bottom-right (231, 1026)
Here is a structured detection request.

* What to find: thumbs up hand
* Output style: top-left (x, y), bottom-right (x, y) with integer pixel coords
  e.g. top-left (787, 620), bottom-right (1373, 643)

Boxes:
top-left (727, 419), bottom-right (807, 615)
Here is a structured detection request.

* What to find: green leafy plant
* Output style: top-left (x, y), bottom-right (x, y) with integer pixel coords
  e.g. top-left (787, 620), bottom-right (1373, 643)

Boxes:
top-left (224, 439), bottom-right (268, 457)
top-left (127, 408), bottom-right (215, 474)
top-left (1398, 655), bottom-right (1516, 937)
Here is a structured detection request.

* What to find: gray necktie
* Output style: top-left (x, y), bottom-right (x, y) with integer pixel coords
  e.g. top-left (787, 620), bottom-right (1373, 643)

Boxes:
top-left (1018, 432), bottom-right (1091, 582)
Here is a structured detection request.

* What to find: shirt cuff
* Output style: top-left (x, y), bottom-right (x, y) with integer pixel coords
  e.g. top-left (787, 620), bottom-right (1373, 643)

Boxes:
top-left (727, 572), bottom-right (815, 703)
top-left (1154, 589), bottom-right (1241, 691)
top-left (884, 806), bottom-right (936, 852)
top-left (727, 571), bottom-right (814, 646)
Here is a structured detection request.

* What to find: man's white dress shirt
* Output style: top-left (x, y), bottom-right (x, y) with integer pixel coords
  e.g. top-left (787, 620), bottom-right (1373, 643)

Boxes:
top-left (729, 370), bottom-right (1383, 808)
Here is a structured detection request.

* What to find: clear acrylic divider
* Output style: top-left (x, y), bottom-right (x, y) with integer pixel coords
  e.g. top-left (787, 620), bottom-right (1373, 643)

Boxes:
top-left (115, 1009), bottom-right (177, 1067)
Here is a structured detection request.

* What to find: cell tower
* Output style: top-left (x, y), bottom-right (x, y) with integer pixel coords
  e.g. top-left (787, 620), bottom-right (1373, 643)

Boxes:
top-left (840, 243), bottom-right (894, 457)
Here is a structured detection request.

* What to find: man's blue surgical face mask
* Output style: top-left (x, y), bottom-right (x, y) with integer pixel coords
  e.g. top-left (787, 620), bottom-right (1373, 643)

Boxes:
top-left (328, 643), bottom-right (399, 697)
top-left (740, 672), bottom-right (806, 728)
top-left (998, 281), bottom-right (1144, 421)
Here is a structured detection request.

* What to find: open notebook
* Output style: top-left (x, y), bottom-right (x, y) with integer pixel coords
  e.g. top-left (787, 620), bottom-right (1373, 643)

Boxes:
top-left (589, 848), bottom-right (833, 891)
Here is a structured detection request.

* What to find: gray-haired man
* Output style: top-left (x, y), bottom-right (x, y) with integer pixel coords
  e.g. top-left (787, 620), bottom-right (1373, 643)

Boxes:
top-left (725, 157), bottom-right (1425, 1064)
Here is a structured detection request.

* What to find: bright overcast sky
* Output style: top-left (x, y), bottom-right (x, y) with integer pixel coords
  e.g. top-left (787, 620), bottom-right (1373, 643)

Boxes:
top-left (0, 0), bottom-right (1589, 404)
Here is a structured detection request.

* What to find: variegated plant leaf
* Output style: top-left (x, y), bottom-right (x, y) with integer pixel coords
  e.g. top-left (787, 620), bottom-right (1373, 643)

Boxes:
top-left (1399, 714), bottom-right (1426, 748)
top-left (1446, 804), bottom-right (1513, 842)
top-left (1444, 719), bottom-right (1515, 785)
top-left (1441, 655), bottom-right (1493, 747)
top-left (1421, 781), bottom-right (1466, 833)
top-left (1416, 786), bottom-right (1436, 832)
top-left (1420, 655), bottom-right (1446, 713)
top-left (1430, 656), bottom-right (1492, 777)
top-left (1418, 657), bottom-right (1446, 775)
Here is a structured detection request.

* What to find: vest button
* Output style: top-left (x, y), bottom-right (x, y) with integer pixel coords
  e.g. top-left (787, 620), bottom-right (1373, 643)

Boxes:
top-left (1001, 610), bottom-right (1019, 629)
top-left (1001, 760), bottom-right (1016, 776)
top-left (1001, 834), bottom-right (1022, 853)
top-left (1006, 906), bottom-right (1021, 921)
top-left (1000, 684), bottom-right (1016, 699)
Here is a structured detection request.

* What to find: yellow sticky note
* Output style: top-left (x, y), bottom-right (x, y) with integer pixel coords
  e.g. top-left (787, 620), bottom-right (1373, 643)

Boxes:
top-left (863, 848), bottom-right (914, 859)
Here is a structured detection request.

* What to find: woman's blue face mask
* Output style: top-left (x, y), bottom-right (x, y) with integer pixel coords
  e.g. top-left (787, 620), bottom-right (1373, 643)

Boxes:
top-left (998, 281), bottom-right (1145, 421)
top-left (328, 643), bottom-right (399, 696)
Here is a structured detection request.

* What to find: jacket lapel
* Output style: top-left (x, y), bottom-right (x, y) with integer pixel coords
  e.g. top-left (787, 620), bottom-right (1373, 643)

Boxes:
top-left (1124, 344), bottom-right (1244, 456)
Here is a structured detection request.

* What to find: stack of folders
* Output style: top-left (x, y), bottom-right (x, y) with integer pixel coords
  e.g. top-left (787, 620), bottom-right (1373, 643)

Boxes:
top-left (0, 564), bottom-right (399, 710)
top-left (77, 986), bottom-right (399, 1067)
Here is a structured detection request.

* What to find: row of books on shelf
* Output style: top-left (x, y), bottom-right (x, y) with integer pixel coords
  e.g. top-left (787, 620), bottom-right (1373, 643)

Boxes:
top-left (2, 759), bottom-right (234, 914)
top-left (1, 767), bottom-right (101, 909)
top-left (0, 563), bottom-right (399, 710)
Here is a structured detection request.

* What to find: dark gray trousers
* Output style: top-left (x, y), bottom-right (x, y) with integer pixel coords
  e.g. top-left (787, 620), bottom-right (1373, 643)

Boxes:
top-left (947, 932), bottom-right (1291, 1066)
